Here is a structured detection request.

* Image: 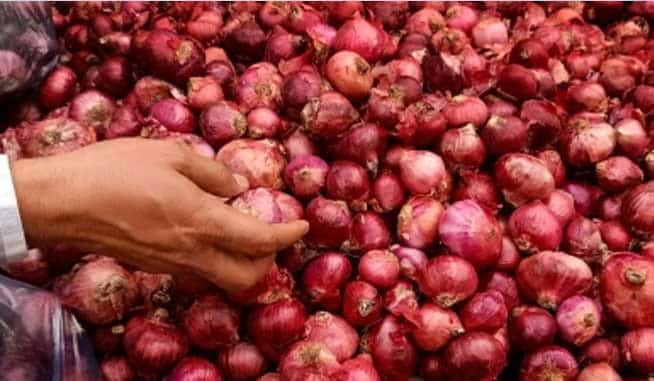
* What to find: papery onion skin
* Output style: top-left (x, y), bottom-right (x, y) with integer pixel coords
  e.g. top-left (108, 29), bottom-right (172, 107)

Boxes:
top-left (443, 332), bottom-right (506, 381)
top-left (397, 196), bottom-right (444, 249)
top-left (325, 50), bottom-right (373, 100)
top-left (199, 101), bottom-right (247, 147)
top-left (621, 328), bottom-right (654, 376)
top-left (509, 201), bottom-right (563, 254)
top-left (494, 153), bottom-right (555, 207)
top-left (333, 354), bottom-right (381, 381)
top-left (509, 306), bottom-right (557, 352)
top-left (305, 197), bottom-right (352, 249)
top-left (303, 311), bottom-right (359, 362)
top-left (544, 189), bottom-right (575, 227)
top-left (481, 115), bottom-right (528, 156)
top-left (149, 98), bottom-right (196, 134)
top-left (614, 118), bottom-right (648, 160)
top-left (580, 338), bottom-right (622, 369)
top-left (278, 340), bottom-right (340, 381)
top-left (397, 149), bottom-right (452, 199)
top-left (560, 116), bottom-right (617, 167)
top-left (556, 296), bottom-right (601, 346)
top-left (342, 280), bottom-right (382, 327)
top-left (409, 303), bottom-right (464, 352)
top-left (451, 170), bottom-right (501, 213)
top-left (519, 346), bottom-right (579, 381)
top-left (302, 252), bottom-right (352, 312)
top-left (460, 290), bottom-right (508, 333)
top-left (358, 249), bottom-right (400, 289)
top-left (182, 294), bottom-right (240, 351)
top-left (325, 160), bottom-right (370, 209)
top-left (216, 138), bottom-right (286, 190)
top-left (370, 170), bottom-right (406, 213)
top-left (247, 298), bottom-right (307, 361)
top-left (391, 245), bottom-right (428, 282)
top-left (562, 181), bottom-right (603, 217)
top-left (218, 343), bottom-right (267, 381)
top-left (622, 181), bottom-right (654, 236)
top-left (480, 271), bottom-right (520, 312)
top-left (364, 315), bottom-right (417, 381)
top-left (577, 363), bottom-right (622, 381)
top-left (301, 91), bottom-right (359, 140)
top-left (101, 356), bottom-right (135, 381)
top-left (283, 155), bottom-right (329, 199)
top-left (537, 150), bottom-right (567, 187)
top-left (419, 255), bottom-right (478, 308)
top-left (563, 215), bottom-right (607, 263)
top-left (516, 251), bottom-right (593, 310)
top-left (596, 156), bottom-right (644, 193)
top-left (600, 253), bottom-right (654, 328)
top-left (39, 66), bottom-right (78, 110)
top-left (167, 357), bottom-right (224, 381)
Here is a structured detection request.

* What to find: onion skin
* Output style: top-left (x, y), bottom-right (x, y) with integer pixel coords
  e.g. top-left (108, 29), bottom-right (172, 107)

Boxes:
top-left (283, 155), bottom-right (328, 199)
top-left (333, 354), bottom-right (381, 381)
top-left (329, 123), bottom-right (389, 175)
top-left (442, 95), bottom-right (489, 128)
top-left (560, 116), bottom-right (616, 167)
top-left (325, 51), bottom-right (373, 100)
top-left (325, 160), bottom-right (370, 209)
top-left (577, 363), bottom-right (622, 381)
top-left (443, 332), bottom-right (506, 381)
top-left (305, 197), bottom-right (352, 249)
top-left (419, 255), bottom-right (478, 308)
top-left (494, 153), bottom-right (555, 207)
top-left (563, 215), bottom-right (607, 263)
top-left (438, 124), bottom-right (487, 171)
top-left (397, 149), bottom-right (452, 199)
top-left (480, 271), bottom-right (520, 312)
top-left (166, 357), bottom-right (223, 381)
top-left (392, 245), bottom-right (428, 282)
top-left (370, 170), bottom-right (406, 213)
top-left (216, 139), bottom-right (286, 190)
top-left (537, 150), bottom-right (567, 187)
top-left (439, 199), bottom-right (502, 269)
top-left (562, 181), bottom-right (603, 217)
top-left (544, 190), bottom-right (575, 227)
top-left (333, 17), bottom-right (389, 63)
top-left (460, 290), bottom-right (508, 333)
top-left (358, 250), bottom-right (400, 289)
top-left (622, 181), bottom-right (654, 236)
top-left (509, 201), bottom-right (563, 254)
top-left (101, 356), bottom-right (135, 381)
top-left (614, 118), bottom-right (648, 159)
top-left (302, 252), bottom-right (352, 312)
top-left (621, 328), bottom-right (654, 376)
top-left (342, 280), bottom-right (382, 327)
top-left (408, 303), bottom-right (463, 352)
top-left (516, 251), bottom-right (593, 310)
top-left (39, 66), bottom-right (78, 110)
top-left (397, 196), bottom-right (444, 249)
top-left (596, 156), bottom-right (644, 193)
top-left (279, 340), bottom-right (340, 381)
top-left (481, 115), bottom-right (528, 156)
top-left (303, 311), bottom-right (359, 362)
top-left (519, 346), bottom-right (579, 381)
top-left (364, 315), bottom-right (417, 381)
top-left (452, 170), bottom-right (501, 213)
top-left (247, 298), bottom-right (307, 361)
top-left (302, 92), bottom-right (359, 140)
top-left (509, 306), bottom-right (557, 352)
top-left (182, 294), bottom-right (240, 351)
top-left (148, 98), bottom-right (196, 134)
top-left (218, 343), bottom-right (267, 381)
top-left (139, 29), bottom-right (204, 84)
top-left (581, 338), bottom-right (622, 369)
top-left (555, 296), bottom-right (601, 346)
top-left (600, 253), bottom-right (654, 328)
top-left (199, 101), bottom-right (247, 147)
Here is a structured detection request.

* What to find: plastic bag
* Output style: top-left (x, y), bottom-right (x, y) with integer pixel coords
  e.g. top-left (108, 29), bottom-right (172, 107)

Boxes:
top-left (0, 2), bottom-right (58, 102)
top-left (0, 274), bottom-right (101, 381)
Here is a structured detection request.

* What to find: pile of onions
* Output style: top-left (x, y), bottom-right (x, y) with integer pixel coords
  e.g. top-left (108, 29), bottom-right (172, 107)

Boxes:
top-left (14, 3), bottom-right (654, 381)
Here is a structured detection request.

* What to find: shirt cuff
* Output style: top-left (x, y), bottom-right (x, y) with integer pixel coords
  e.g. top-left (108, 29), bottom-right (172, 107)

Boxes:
top-left (0, 155), bottom-right (27, 266)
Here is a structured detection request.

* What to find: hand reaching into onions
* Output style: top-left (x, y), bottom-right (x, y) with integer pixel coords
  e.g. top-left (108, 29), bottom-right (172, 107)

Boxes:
top-left (10, 138), bottom-right (309, 292)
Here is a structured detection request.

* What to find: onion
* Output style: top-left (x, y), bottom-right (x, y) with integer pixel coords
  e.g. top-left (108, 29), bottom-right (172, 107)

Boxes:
top-left (229, 263), bottom-right (295, 306)
top-left (396, 149), bottom-right (452, 199)
top-left (199, 101), bottom-right (246, 147)
top-left (621, 328), bottom-right (654, 376)
top-left (439, 199), bottom-right (502, 269)
top-left (405, 7), bottom-right (444, 36)
top-left (105, 105), bottom-right (142, 139)
top-left (567, 82), bottom-right (609, 113)
top-left (216, 138), bottom-right (286, 189)
top-left (600, 194), bottom-right (625, 221)
top-left (325, 160), bottom-right (370, 210)
top-left (5, 248), bottom-right (50, 286)
top-left (303, 311), bottom-right (359, 362)
top-left (333, 17), bottom-right (389, 62)
top-left (596, 156), bottom-right (644, 193)
top-left (599, 55), bottom-right (645, 97)
top-left (391, 246), bottom-right (428, 282)
top-left (302, 252), bottom-right (352, 312)
top-left (333, 354), bottom-right (381, 381)
top-left (519, 346), bottom-right (579, 381)
top-left (326, 51), bottom-right (373, 100)
top-left (167, 357), bottom-right (223, 381)
top-left (283, 155), bottom-right (328, 199)
top-left (480, 271), bottom-right (520, 312)
top-left (422, 52), bottom-right (464, 94)
top-left (397, 196), bottom-right (444, 249)
top-left (97, 57), bottom-right (133, 98)
top-left (101, 356), bottom-right (135, 381)
top-left (581, 338), bottom-right (621, 369)
top-left (237, 62), bottom-right (283, 113)
top-left (451, 170), bottom-right (500, 213)
top-left (443, 332), bottom-right (506, 381)
top-left (438, 124), bottom-right (486, 170)
top-left (302, 92), bottom-right (359, 140)
top-left (460, 290), bottom-right (507, 333)
top-left (494, 153), bottom-right (555, 207)
top-left (139, 29), bottom-right (204, 84)
top-left (562, 181), bottom-right (603, 217)
top-left (509, 201), bottom-right (563, 254)
top-left (247, 298), bottom-right (307, 361)
top-left (600, 253), bottom-right (654, 328)
top-left (510, 39), bottom-right (549, 68)
top-left (498, 64), bottom-right (538, 101)
top-left (560, 114), bottom-right (616, 167)
top-left (368, 3), bottom-right (408, 30)
top-left (577, 363), bottom-right (622, 381)
top-left (517, 251), bottom-right (593, 310)
top-left (383, 280), bottom-right (419, 319)
top-left (182, 294), bottom-right (239, 351)
top-left (342, 280), bottom-right (382, 327)
top-left (445, 4), bottom-right (478, 33)
top-left (134, 271), bottom-right (174, 311)
top-left (91, 324), bottom-right (125, 355)
top-left (556, 296), bottom-right (601, 346)
top-left (358, 250), bottom-right (400, 289)
top-left (622, 181), bottom-right (654, 236)
top-left (218, 343), bottom-right (267, 381)
top-left (281, 69), bottom-right (322, 120)
top-left (643, 242), bottom-right (654, 259)
top-left (441, 95), bottom-right (489, 128)
top-left (408, 303), bottom-right (463, 352)
top-left (370, 170), bottom-right (406, 213)
top-left (472, 16), bottom-right (508, 48)
top-left (123, 309), bottom-right (189, 378)
top-left (130, 76), bottom-right (175, 113)
top-left (187, 76), bottom-right (224, 111)
top-left (282, 129), bottom-right (317, 160)
top-left (55, 256), bottom-right (138, 325)
top-left (364, 315), bottom-right (417, 381)
top-left (279, 340), bottom-right (340, 381)
top-left (329, 123), bottom-right (389, 175)
top-left (305, 197), bottom-right (352, 249)
top-left (259, 3), bottom-right (289, 27)
top-left (343, 212), bottom-right (391, 253)
top-left (563, 216), bottom-right (607, 263)
top-left (520, 100), bottom-right (563, 149)
top-left (543, 189), bottom-right (575, 227)
top-left (614, 118), bottom-right (649, 159)
top-left (419, 255), bottom-right (478, 308)
top-left (69, 90), bottom-right (116, 134)
top-left (148, 98), bottom-right (196, 134)
top-left (39, 66), bottom-right (77, 110)
top-left (99, 32), bottom-right (132, 58)
top-left (481, 115), bottom-right (528, 156)
top-left (259, 374), bottom-right (280, 381)
top-left (396, 96), bottom-right (447, 147)
top-left (509, 306), bottom-right (557, 351)
top-left (263, 28), bottom-right (305, 65)
top-left (246, 108), bottom-right (280, 139)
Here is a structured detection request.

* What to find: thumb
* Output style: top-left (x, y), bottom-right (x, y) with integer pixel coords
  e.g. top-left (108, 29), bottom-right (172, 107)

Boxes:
top-left (178, 152), bottom-right (247, 197)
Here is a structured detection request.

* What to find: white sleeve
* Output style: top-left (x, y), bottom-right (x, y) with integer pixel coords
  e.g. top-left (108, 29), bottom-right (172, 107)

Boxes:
top-left (0, 155), bottom-right (27, 266)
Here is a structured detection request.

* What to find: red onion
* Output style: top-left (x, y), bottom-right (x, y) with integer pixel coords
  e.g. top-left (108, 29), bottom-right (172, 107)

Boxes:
top-left (509, 201), bottom-right (563, 254)
top-left (5, 248), bottom-right (50, 286)
top-left (581, 338), bottom-right (622, 369)
top-left (130, 76), bottom-right (175, 113)
top-left (343, 212), bottom-right (391, 253)
top-left (395, 97), bottom-right (447, 147)
top-left (303, 311), bottom-right (358, 362)
top-left (442, 95), bottom-right (489, 128)
top-left (419, 255), bottom-right (478, 308)
top-left (91, 324), bottom-right (125, 355)
top-left (139, 29), bottom-right (204, 84)
top-left (14, 118), bottom-right (94, 158)
top-left (325, 51), bottom-right (373, 100)
top-left (148, 98), bottom-right (196, 134)
top-left (358, 250), bottom-right (400, 289)
top-left (218, 343), bottom-right (267, 381)
top-left (55, 256), bottom-right (138, 325)
top-left (461, 290), bottom-right (507, 333)
top-left (302, 91), bottom-right (359, 140)
top-left (325, 160), bottom-right (370, 209)
top-left (600, 253), bottom-right (654, 328)
top-left (643, 242), bottom-right (654, 259)
top-left (99, 32), bottom-right (132, 58)
top-left (443, 332), bottom-right (506, 381)
top-left (282, 129), bottom-right (317, 160)
top-left (438, 124), bottom-right (486, 170)
top-left (510, 39), bottom-right (548, 69)
top-left (422, 51), bottom-right (463, 94)
top-left (199, 101), bottom-right (246, 147)
top-left (408, 303), bottom-right (463, 352)
top-left (445, 4), bottom-right (478, 33)
top-left (329, 123), bottom-right (389, 175)
top-left (391, 246), bottom-right (428, 282)
top-left (621, 328), bottom-right (654, 376)
top-left (186, 11), bottom-right (223, 45)
top-left (216, 138), bottom-right (286, 189)
top-left (563, 216), bottom-right (607, 263)
top-left (517, 251), bottom-right (593, 310)
top-left (259, 3), bottom-right (289, 27)
top-left (560, 114), bottom-right (617, 167)
top-left (577, 363), bottom-right (622, 381)
top-left (167, 357), bottom-right (223, 381)
top-left (333, 354), bottom-right (381, 381)
top-left (370, 170), bottom-right (405, 213)
top-left (519, 346), bottom-right (579, 381)
top-left (494, 153), bottom-right (555, 207)
top-left (279, 340), bottom-right (340, 381)
top-left (187, 76), bottom-right (224, 111)
top-left (224, 20), bottom-right (266, 62)
top-left (480, 271), bottom-right (520, 312)
top-left (396, 149), bottom-right (451, 199)
top-left (480, 115), bottom-right (528, 156)
top-left (368, 2), bottom-right (408, 30)
top-left (263, 28), bottom-right (305, 65)
top-left (246, 108), bottom-right (280, 139)
top-left (596, 156), bottom-right (644, 193)
top-left (68, 90), bottom-right (116, 134)
top-left (498, 64), bottom-right (539, 101)
top-left (39, 66), bottom-right (77, 110)
top-left (302, 252), bottom-right (352, 312)
top-left (615, 118), bottom-right (649, 159)
top-left (247, 298), bottom-right (307, 361)
top-left (123, 309), bottom-right (189, 378)
top-left (509, 306), bottom-right (557, 351)
top-left (283, 155), bottom-right (328, 199)
top-left (493, 237), bottom-right (521, 272)
top-left (342, 280), bottom-right (382, 327)
top-left (237, 63), bottom-right (283, 113)
top-left (397, 196), bottom-right (444, 249)
top-left (472, 16), bottom-right (508, 48)
top-left (182, 294), bottom-right (239, 351)
top-left (134, 271), bottom-right (174, 311)
top-left (364, 315), bottom-right (417, 381)
top-left (101, 356), bottom-right (135, 381)
top-left (601, 194), bottom-right (625, 221)
top-left (281, 69), bottom-right (322, 120)
top-left (556, 296), bottom-right (601, 347)
top-left (405, 8), bottom-right (444, 36)
top-left (567, 82), bottom-right (609, 113)
top-left (105, 105), bottom-right (142, 139)
top-left (230, 263), bottom-right (295, 306)
top-left (599, 56), bottom-right (645, 97)
top-left (258, 374), bottom-right (280, 381)
top-left (333, 17), bottom-right (389, 63)
top-left (383, 280), bottom-right (419, 319)
top-left (543, 189), bottom-right (575, 227)
top-left (521, 100), bottom-right (564, 149)
top-left (562, 181), bottom-right (603, 217)
top-left (439, 199), bottom-right (502, 269)
top-left (96, 57), bottom-right (133, 98)
top-left (305, 197), bottom-right (352, 249)
top-left (622, 182), bottom-right (654, 236)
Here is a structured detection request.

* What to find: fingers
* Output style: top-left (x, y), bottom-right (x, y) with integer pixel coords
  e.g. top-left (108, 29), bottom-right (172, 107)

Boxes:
top-left (202, 251), bottom-right (276, 293)
top-left (176, 149), bottom-right (246, 198)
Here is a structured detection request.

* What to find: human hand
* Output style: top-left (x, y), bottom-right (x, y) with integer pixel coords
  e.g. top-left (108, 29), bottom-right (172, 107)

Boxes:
top-left (10, 138), bottom-right (308, 292)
